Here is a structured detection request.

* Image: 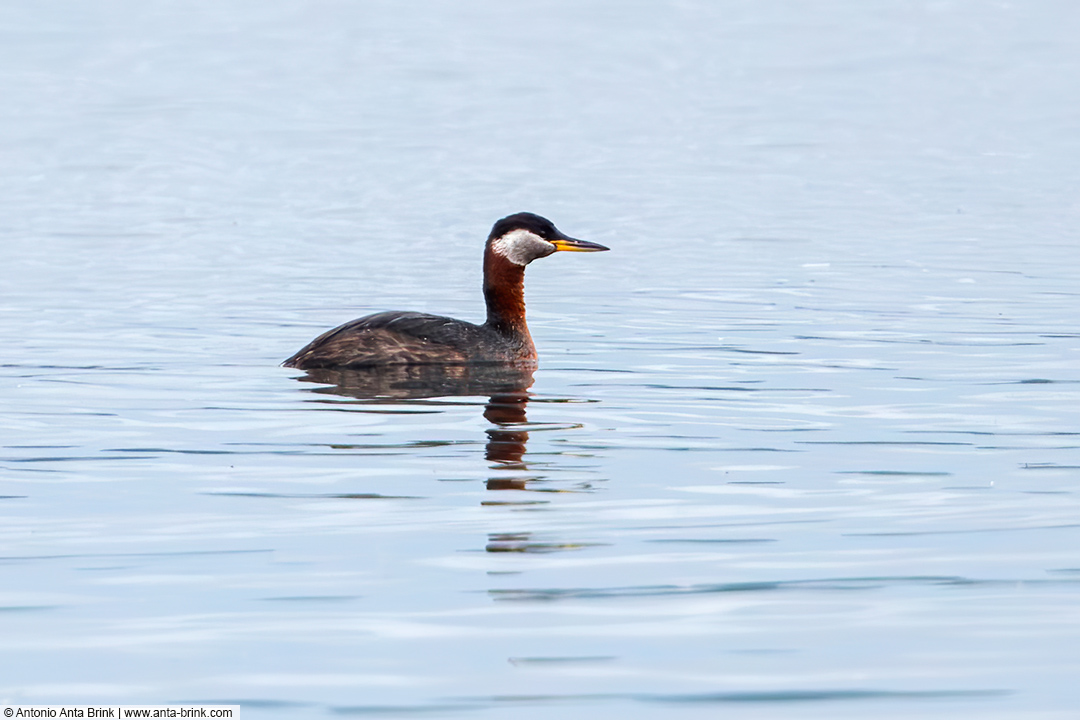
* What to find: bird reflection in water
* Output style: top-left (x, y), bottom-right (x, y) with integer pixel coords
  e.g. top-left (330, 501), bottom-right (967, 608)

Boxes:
top-left (293, 365), bottom-right (603, 555)
top-left (295, 364), bottom-right (538, 491)
top-left (482, 391), bottom-right (532, 490)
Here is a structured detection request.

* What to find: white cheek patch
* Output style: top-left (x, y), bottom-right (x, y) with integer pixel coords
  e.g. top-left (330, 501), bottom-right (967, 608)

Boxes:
top-left (492, 229), bottom-right (553, 266)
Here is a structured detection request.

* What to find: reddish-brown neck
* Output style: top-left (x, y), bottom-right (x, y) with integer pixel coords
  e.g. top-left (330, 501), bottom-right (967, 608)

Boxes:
top-left (483, 249), bottom-right (530, 337)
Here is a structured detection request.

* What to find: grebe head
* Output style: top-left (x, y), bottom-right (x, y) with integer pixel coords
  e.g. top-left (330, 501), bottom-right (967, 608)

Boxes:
top-left (487, 212), bottom-right (609, 266)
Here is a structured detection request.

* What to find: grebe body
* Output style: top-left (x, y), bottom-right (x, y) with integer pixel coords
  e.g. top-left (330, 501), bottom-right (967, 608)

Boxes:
top-left (283, 213), bottom-right (608, 370)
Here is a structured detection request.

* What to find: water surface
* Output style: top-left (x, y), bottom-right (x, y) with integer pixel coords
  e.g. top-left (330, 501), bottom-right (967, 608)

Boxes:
top-left (2, 1), bottom-right (1079, 718)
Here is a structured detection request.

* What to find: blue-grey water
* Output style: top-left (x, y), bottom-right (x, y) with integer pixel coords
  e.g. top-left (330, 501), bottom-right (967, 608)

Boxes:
top-left (2, 1), bottom-right (1079, 718)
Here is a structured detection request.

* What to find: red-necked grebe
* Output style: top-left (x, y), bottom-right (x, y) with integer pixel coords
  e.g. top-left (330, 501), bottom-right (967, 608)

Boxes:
top-left (283, 212), bottom-right (609, 369)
